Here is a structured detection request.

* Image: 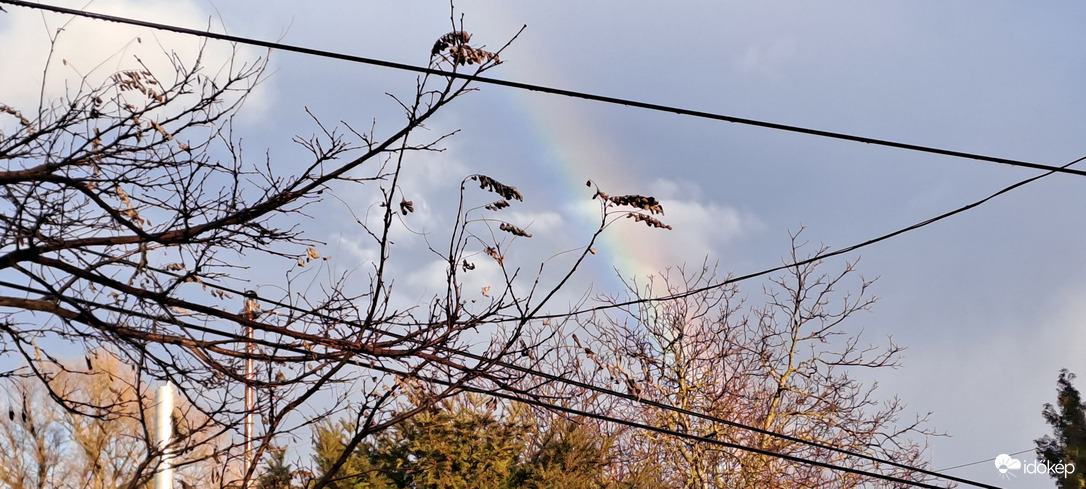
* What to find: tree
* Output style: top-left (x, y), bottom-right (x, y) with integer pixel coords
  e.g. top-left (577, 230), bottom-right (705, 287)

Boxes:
top-left (545, 233), bottom-right (938, 488)
top-left (311, 391), bottom-right (657, 489)
top-left (1036, 369), bottom-right (1086, 489)
top-left (0, 374), bottom-right (68, 489)
top-left (0, 6), bottom-right (671, 488)
top-left (256, 447), bottom-right (298, 489)
top-left (0, 350), bottom-right (227, 489)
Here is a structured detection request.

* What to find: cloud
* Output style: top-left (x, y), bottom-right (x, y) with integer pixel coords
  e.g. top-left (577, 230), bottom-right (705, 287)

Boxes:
top-left (0, 0), bottom-right (269, 119)
top-left (587, 178), bottom-right (763, 279)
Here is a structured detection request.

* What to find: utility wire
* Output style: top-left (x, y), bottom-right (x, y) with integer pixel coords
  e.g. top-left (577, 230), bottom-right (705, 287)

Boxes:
top-left (0, 279), bottom-right (975, 489)
top-left (0, 3), bottom-right (1070, 486)
top-left (0, 238), bottom-right (1009, 489)
top-left (536, 152), bottom-right (1086, 320)
top-left (936, 448), bottom-right (1035, 472)
top-left (25, 152), bottom-right (1079, 485)
top-left (1, 0), bottom-right (1084, 179)
top-left (3, 150), bottom-right (1077, 489)
top-left (163, 279), bottom-right (1009, 489)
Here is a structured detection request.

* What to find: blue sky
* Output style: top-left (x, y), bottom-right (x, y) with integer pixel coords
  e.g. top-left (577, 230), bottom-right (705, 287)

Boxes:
top-left (3, 1), bottom-right (1086, 486)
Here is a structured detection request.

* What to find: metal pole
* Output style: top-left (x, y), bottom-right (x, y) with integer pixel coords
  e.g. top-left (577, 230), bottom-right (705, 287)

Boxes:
top-left (245, 324), bottom-right (253, 486)
top-left (155, 382), bottom-right (175, 489)
top-left (243, 292), bottom-right (258, 488)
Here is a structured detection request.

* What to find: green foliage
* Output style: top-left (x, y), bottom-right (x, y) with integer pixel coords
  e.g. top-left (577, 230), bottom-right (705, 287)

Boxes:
top-left (257, 447), bottom-right (297, 489)
top-left (312, 394), bottom-right (659, 489)
top-left (1036, 369), bottom-right (1086, 489)
top-left (511, 416), bottom-right (625, 489)
top-left (312, 419), bottom-right (395, 489)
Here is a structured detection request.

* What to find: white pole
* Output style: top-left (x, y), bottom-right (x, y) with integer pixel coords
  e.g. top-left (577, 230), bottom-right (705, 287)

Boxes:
top-left (155, 382), bottom-right (175, 489)
top-left (243, 292), bottom-right (259, 488)
top-left (245, 324), bottom-right (254, 487)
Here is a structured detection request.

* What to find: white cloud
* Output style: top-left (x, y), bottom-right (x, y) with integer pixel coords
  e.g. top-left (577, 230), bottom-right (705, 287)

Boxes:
top-left (0, 0), bottom-right (269, 119)
top-left (581, 178), bottom-right (763, 279)
top-left (507, 210), bottom-right (563, 235)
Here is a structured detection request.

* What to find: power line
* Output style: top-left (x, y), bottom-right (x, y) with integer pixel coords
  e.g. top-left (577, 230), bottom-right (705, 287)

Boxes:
top-left (176, 280), bottom-right (1007, 488)
top-left (1, 0), bottom-right (1084, 179)
top-left (0, 279), bottom-right (973, 489)
top-left (23, 152), bottom-right (1078, 487)
top-left (0, 241), bottom-right (1007, 489)
top-left (4, 151), bottom-right (1077, 489)
top-left (0, 3), bottom-right (1069, 485)
top-left (535, 152), bottom-right (1086, 320)
top-left (936, 448), bottom-right (1035, 472)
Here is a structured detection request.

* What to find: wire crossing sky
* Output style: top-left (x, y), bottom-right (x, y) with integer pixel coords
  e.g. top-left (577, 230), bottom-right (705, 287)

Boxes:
top-left (0, 273), bottom-right (1005, 488)
top-left (2, 1), bottom-right (1083, 487)
top-left (1, 0), bottom-right (1083, 178)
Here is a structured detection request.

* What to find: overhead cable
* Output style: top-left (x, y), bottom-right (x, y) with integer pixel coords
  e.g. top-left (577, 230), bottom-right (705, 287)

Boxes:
top-left (0, 278), bottom-right (976, 489)
top-left (1, 0), bottom-right (1083, 179)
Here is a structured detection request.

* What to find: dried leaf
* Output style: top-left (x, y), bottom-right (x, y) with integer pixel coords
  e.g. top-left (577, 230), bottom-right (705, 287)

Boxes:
top-left (609, 194), bottom-right (664, 214)
top-left (484, 246), bottom-right (504, 266)
top-left (499, 222), bottom-right (532, 238)
top-left (484, 200), bottom-right (510, 211)
top-left (462, 260), bottom-right (475, 271)
top-left (399, 199), bottom-right (414, 215)
top-left (481, 286), bottom-right (490, 297)
top-left (149, 120), bottom-right (172, 141)
top-left (627, 213), bottom-right (673, 230)
top-left (471, 175), bottom-right (523, 201)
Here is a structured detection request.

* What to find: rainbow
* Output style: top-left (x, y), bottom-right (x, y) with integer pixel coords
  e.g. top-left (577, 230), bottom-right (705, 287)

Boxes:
top-left (496, 57), bottom-right (661, 290)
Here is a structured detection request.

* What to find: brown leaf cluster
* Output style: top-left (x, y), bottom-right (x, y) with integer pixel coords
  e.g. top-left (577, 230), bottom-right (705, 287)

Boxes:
top-left (0, 104), bottom-right (30, 126)
top-left (627, 213), bottom-right (672, 230)
top-left (431, 31), bottom-right (472, 55)
top-left (594, 191), bottom-right (664, 215)
top-left (484, 246), bottom-right (504, 266)
top-left (499, 222), bottom-right (532, 238)
top-left (297, 247), bottom-right (329, 267)
top-left (471, 175), bottom-right (523, 201)
top-left (431, 31), bottom-right (498, 65)
top-left (110, 70), bottom-right (164, 103)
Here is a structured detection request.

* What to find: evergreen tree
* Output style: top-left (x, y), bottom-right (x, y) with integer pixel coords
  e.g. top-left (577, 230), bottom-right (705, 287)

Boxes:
top-left (312, 419), bottom-right (395, 489)
top-left (312, 393), bottom-right (658, 489)
top-left (257, 447), bottom-right (298, 489)
top-left (1036, 369), bottom-right (1086, 489)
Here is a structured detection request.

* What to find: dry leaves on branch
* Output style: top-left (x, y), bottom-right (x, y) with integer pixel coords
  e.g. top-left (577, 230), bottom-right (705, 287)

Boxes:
top-left (431, 31), bottom-right (499, 65)
top-left (471, 175), bottom-right (523, 202)
top-left (593, 190), bottom-right (665, 215)
top-left (297, 247), bottom-right (330, 267)
top-left (110, 70), bottom-right (165, 103)
top-left (484, 246), bottom-right (504, 266)
top-left (0, 104), bottom-right (31, 126)
top-left (627, 213), bottom-right (672, 230)
top-left (499, 222), bottom-right (532, 238)
top-left (587, 181), bottom-right (672, 230)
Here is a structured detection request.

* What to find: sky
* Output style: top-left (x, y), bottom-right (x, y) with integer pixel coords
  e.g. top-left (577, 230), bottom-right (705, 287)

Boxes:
top-left (3, 1), bottom-right (1086, 486)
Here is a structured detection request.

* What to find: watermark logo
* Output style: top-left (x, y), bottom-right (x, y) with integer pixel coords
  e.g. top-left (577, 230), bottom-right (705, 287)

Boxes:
top-left (994, 454), bottom-right (1022, 479)
top-left (993, 453), bottom-right (1074, 480)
